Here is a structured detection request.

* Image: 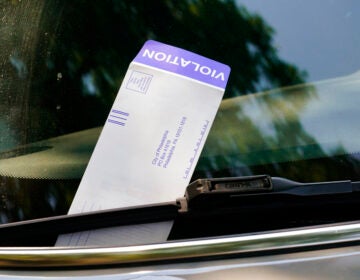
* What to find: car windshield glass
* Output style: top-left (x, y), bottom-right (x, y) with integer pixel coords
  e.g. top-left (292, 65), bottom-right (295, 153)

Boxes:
top-left (1, 0), bottom-right (360, 224)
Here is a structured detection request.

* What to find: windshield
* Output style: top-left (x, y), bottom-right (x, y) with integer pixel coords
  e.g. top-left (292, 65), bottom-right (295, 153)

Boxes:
top-left (1, 0), bottom-right (360, 224)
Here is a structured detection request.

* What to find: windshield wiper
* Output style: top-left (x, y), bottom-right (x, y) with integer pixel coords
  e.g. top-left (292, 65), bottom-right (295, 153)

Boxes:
top-left (1, 175), bottom-right (360, 246)
top-left (183, 175), bottom-right (360, 210)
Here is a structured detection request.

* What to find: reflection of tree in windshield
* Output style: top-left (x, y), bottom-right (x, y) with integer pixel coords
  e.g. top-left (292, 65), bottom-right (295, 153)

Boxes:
top-left (5, 0), bottom-right (308, 144)
top-left (0, 177), bottom-right (77, 224)
top-left (195, 82), bottom-right (360, 182)
top-left (2, 0), bottom-right (359, 223)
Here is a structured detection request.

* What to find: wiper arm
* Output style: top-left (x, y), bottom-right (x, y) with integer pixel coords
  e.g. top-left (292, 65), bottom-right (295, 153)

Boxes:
top-left (183, 175), bottom-right (360, 210)
top-left (1, 175), bottom-right (360, 246)
top-left (273, 176), bottom-right (359, 195)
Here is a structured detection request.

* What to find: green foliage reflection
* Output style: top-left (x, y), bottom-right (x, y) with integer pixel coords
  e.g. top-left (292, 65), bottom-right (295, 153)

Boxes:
top-left (2, 0), bottom-right (307, 144)
top-left (3, 0), bottom-right (359, 224)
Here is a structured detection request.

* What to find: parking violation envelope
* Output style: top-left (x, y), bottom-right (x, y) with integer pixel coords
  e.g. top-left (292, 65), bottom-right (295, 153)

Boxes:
top-left (56, 40), bottom-right (230, 246)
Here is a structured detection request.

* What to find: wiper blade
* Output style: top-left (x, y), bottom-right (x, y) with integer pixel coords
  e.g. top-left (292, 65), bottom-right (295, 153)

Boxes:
top-left (183, 175), bottom-right (360, 210)
top-left (272, 177), bottom-right (358, 195)
top-left (1, 175), bottom-right (360, 246)
top-left (0, 202), bottom-right (179, 246)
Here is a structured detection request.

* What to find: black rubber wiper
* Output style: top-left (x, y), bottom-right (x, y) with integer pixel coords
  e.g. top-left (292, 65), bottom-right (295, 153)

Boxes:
top-left (182, 175), bottom-right (360, 209)
top-left (1, 175), bottom-right (360, 246)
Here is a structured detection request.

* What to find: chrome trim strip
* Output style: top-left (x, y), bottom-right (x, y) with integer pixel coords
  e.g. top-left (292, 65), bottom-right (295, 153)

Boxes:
top-left (1, 222), bottom-right (360, 268)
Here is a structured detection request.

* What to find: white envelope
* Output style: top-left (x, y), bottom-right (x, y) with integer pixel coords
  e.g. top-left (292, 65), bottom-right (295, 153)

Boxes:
top-left (56, 40), bottom-right (230, 246)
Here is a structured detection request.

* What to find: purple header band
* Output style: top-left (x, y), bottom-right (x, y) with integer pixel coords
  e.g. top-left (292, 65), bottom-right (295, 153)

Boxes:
top-left (133, 40), bottom-right (231, 89)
